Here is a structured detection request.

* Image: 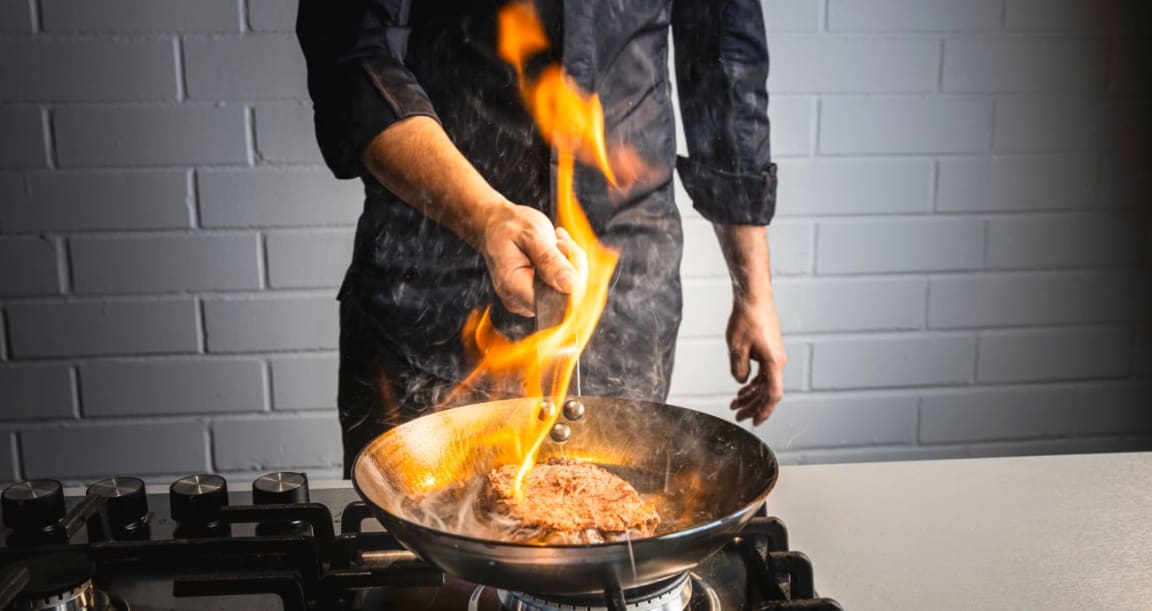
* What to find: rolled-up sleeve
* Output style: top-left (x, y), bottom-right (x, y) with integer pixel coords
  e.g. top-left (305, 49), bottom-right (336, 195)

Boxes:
top-left (671, 0), bottom-right (777, 225)
top-left (297, 0), bottom-right (439, 179)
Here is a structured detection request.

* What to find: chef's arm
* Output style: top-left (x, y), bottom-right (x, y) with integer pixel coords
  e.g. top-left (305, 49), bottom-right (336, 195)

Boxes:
top-left (361, 117), bottom-right (575, 316)
top-left (297, 0), bottom-right (573, 316)
top-left (713, 224), bottom-right (786, 425)
top-left (673, 0), bottom-right (784, 423)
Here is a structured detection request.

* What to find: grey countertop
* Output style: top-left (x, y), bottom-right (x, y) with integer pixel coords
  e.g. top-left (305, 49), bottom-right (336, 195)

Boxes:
top-left (764, 451), bottom-right (1152, 611)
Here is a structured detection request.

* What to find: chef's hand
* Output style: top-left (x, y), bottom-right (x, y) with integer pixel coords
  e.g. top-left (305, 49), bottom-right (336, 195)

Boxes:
top-left (478, 202), bottom-right (578, 317)
top-left (713, 224), bottom-right (786, 425)
top-left (727, 295), bottom-right (786, 425)
top-left (358, 117), bottom-right (577, 317)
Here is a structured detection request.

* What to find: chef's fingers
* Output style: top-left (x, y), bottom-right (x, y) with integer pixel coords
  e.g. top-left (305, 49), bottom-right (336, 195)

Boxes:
top-left (553, 227), bottom-right (588, 280)
top-left (496, 264), bottom-right (537, 317)
top-left (728, 341), bottom-right (751, 384)
top-left (520, 229), bottom-right (577, 295)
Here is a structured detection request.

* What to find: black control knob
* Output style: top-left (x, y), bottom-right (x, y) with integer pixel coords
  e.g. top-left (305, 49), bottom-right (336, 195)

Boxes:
top-left (169, 474), bottom-right (228, 525)
top-left (2, 480), bottom-right (65, 532)
top-left (87, 477), bottom-right (148, 531)
top-left (252, 472), bottom-right (310, 505)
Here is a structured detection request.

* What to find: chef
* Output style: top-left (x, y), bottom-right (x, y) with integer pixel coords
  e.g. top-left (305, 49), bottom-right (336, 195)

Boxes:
top-left (296, 0), bottom-right (786, 475)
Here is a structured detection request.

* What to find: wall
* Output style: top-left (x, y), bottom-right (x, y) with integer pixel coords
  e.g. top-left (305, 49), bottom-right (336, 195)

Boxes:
top-left (0, 0), bottom-right (1148, 485)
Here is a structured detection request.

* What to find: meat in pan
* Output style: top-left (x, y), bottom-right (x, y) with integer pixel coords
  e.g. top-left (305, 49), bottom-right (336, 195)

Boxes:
top-left (482, 458), bottom-right (660, 544)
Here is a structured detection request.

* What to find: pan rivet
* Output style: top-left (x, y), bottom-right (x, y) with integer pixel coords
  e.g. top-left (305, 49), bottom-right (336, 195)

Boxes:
top-left (562, 399), bottom-right (585, 421)
top-left (538, 400), bottom-right (557, 421)
top-left (550, 422), bottom-right (571, 443)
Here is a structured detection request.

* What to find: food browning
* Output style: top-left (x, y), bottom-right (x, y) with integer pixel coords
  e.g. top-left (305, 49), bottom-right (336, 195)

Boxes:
top-left (482, 458), bottom-right (660, 544)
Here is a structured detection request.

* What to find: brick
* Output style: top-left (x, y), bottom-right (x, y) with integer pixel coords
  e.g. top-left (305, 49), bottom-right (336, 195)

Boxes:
top-left (81, 358), bottom-right (265, 417)
top-left (820, 97), bottom-right (992, 154)
top-left (921, 382), bottom-right (1152, 443)
top-left (270, 354), bottom-right (338, 410)
top-left (816, 218), bottom-right (985, 274)
top-left (764, 394), bottom-right (919, 450)
top-left (962, 435), bottom-right (1152, 460)
top-left (937, 155), bottom-right (1096, 212)
top-left (812, 335), bottom-right (976, 389)
top-left (0, 237), bottom-right (59, 296)
top-left (198, 169), bottom-right (362, 227)
top-left (204, 296), bottom-right (338, 352)
top-left (1110, 39), bottom-right (1152, 94)
top-left (254, 103), bottom-right (322, 163)
top-left (265, 229), bottom-right (354, 289)
top-left (1100, 155), bottom-right (1150, 209)
top-left (680, 219), bottom-right (810, 278)
top-left (929, 271), bottom-right (1140, 328)
top-left (763, 0), bottom-right (820, 31)
top-left (778, 278), bottom-right (926, 334)
top-left (1005, 0), bottom-right (1123, 32)
top-left (21, 421), bottom-right (208, 478)
top-left (0, 109), bottom-right (47, 168)
top-left (669, 340), bottom-right (806, 396)
top-left (249, 0), bottom-right (296, 31)
top-left (943, 39), bottom-right (1108, 93)
top-left (55, 106), bottom-right (249, 167)
top-left (0, 0), bottom-right (33, 32)
top-left (0, 364), bottom-right (75, 421)
top-left (993, 96), bottom-right (1106, 153)
top-left (1, 171), bottom-right (191, 233)
top-left (213, 414), bottom-right (341, 470)
top-left (7, 299), bottom-right (199, 358)
top-left (768, 96), bottom-right (812, 157)
top-left (986, 212), bottom-right (1144, 269)
top-left (42, 0), bottom-right (238, 31)
top-left (0, 39), bottom-right (177, 101)
top-left (71, 234), bottom-right (261, 294)
top-left (684, 277), bottom-right (926, 337)
top-left (769, 36), bottom-right (938, 93)
top-left (828, 0), bottom-right (1003, 31)
top-left (977, 326), bottom-right (1132, 383)
top-left (774, 444), bottom-right (969, 465)
top-left (184, 36), bottom-right (307, 100)
top-left (775, 158), bottom-right (933, 216)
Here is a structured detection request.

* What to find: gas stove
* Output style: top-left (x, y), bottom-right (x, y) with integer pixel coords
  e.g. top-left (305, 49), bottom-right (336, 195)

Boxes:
top-left (0, 472), bottom-right (842, 610)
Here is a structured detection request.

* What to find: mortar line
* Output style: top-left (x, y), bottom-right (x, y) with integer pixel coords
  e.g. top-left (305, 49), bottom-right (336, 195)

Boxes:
top-left (0, 308), bottom-right (8, 361)
top-left (257, 231), bottom-right (270, 289)
top-left (261, 358), bottom-right (273, 412)
top-left (10, 432), bottom-right (23, 481)
top-left (173, 37), bottom-right (187, 101)
top-left (56, 236), bottom-right (72, 295)
top-left (28, 0), bottom-right (40, 32)
top-left (40, 108), bottom-right (56, 170)
top-left (70, 364), bottom-right (83, 420)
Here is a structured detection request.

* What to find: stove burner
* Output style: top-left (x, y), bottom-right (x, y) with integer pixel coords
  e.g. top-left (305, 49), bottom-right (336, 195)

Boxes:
top-left (8, 551), bottom-right (129, 611)
top-left (475, 572), bottom-right (715, 611)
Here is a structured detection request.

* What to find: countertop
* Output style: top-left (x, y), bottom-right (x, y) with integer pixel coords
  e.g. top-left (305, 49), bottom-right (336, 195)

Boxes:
top-left (763, 451), bottom-right (1152, 611)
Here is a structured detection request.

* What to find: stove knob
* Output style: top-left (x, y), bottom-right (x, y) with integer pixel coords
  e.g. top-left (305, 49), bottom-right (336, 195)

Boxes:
top-left (252, 472), bottom-right (310, 505)
top-left (2, 480), bottom-right (65, 532)
top-left (87, 477), bottom-right (148, 530)
top-left (169, 474), bottom-right (228, 525)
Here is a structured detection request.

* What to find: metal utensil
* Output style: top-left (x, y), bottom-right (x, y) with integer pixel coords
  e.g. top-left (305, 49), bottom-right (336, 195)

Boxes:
top-left (352, 396), bottom-right (778, 596)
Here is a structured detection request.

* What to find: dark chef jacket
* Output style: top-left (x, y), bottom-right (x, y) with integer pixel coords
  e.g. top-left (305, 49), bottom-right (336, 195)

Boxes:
top-left (297, 0), bottom-right (777, 466)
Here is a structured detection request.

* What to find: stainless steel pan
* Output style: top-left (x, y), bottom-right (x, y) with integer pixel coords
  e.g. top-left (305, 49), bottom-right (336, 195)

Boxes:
top-left (352, 396), bottom-right (778, 596)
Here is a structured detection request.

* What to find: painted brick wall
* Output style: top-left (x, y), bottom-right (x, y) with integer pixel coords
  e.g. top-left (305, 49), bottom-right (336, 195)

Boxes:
top-left (0, 0), bottom-right (1149, 485)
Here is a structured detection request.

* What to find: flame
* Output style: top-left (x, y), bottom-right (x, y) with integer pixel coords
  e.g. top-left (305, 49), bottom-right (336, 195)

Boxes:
top-left (425, 1), bottom-right (646, 500)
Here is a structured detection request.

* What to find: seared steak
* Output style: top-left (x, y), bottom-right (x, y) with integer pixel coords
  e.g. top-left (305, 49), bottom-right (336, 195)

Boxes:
top-left (483, 458), bottom-right (660, 544)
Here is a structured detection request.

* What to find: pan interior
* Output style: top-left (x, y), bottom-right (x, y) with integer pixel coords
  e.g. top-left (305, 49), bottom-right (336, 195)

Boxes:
top-left (354, 396), bottom-right (776, 544)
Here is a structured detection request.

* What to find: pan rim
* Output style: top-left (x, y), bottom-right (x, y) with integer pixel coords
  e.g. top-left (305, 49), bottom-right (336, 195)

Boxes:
top-left (350, 395), bottom-right (779, 551)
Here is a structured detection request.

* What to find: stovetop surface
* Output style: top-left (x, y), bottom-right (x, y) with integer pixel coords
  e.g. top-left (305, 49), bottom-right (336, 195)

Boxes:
top-left (0, 476), bottom-right (842, 610)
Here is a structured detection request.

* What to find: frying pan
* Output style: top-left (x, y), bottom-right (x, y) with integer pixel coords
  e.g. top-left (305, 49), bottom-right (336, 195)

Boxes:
top-left (352, 396), bottom-right (778, 596)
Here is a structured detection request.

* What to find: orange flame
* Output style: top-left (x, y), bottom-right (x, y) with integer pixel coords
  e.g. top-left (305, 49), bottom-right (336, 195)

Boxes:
top-left (429, 1), bottom-right (646, 499)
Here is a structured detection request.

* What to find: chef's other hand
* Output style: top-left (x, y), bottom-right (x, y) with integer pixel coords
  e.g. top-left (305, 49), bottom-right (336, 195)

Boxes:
top-left (479, 202), bottom-right (577, 317)
top-left (727, 295), bottom-right (786, 426)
